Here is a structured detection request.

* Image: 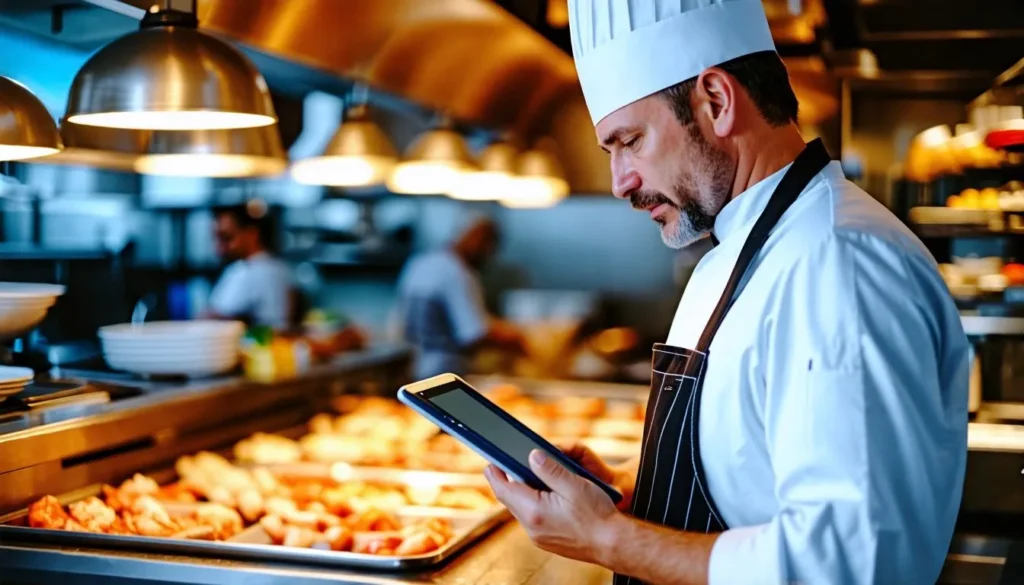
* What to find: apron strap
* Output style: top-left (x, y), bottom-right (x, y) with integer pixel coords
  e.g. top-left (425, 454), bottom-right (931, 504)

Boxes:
top-left (695, 139), bottom-right (832, 353)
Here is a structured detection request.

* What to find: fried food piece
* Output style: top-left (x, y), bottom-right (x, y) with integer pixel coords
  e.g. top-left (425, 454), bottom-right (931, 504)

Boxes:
top-left (250, 467), bottom-right (282, 497)
top-left (158, 482), bottom-right (199, 504)
top-left (308, 413), bottom-right (335, 434)
top-left (101, 473), bottom-right (164, 512)
top-left (28, 495), bottom-right (73, 530)
top-left (346, 508), bottom-right (401, 532)
top-left (323, 525), bottom-right (354, 551)
top-left (433, 488), bottom-right (495, 510)
top-left (264, 496), bottom-right (299, 518)
top-left (68, 497), bottom-right (119, 533)
top-left (194, 503), bottom-right (243, 540)
top-left (260, 514), bottom-right (287, 544)
top-left (121, 495), bottom-right (181, 537)
top-left (319, 487), bottom-right (354, 517)
top-left (352, 531), bottom-right (403, 555)
top-left (237, 488), bottom-right (264, 523)
top-left (234, 433), bottom-right (302, 465)
top-left (414, 517), bottom-right (454, 540)
top-left (395, 529), bottom-right (447, 556)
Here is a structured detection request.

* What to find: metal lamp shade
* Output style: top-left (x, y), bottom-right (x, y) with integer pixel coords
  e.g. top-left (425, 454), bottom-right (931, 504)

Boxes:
top-left (0, 76), bottom-right (61, 161)
top-left (65, 25), bottom-right (276, 131)
top-left (448, 141), bottom-right (519, 201)
top-left (291, 110), bottom-right (398, 187)
top-left (387, 128), bottom-right (475, 195)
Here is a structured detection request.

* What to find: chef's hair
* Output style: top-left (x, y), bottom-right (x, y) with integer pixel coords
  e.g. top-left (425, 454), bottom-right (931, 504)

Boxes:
top-left (659, 51), bottom-right (798, 128)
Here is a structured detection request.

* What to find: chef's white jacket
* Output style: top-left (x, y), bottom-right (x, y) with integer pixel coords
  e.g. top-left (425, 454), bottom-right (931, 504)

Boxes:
top-left (666, 162), bottom-right (969, 584)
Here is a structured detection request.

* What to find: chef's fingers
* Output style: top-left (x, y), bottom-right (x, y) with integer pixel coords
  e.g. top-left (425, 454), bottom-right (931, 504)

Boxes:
top-left (556, 441), bottom-right (588, 459)
top-left (529, 449), bottom-right (584, 496)
top-left (484, 465), bottom-right (541, 512)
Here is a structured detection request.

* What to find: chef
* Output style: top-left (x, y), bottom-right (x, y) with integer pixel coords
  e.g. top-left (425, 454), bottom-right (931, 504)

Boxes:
top-left (391, 216), bottom-right (523, 379)
top-left (206, 204), bottom-right (295, 329)
top-left (483, 1), bottom-right (970, 584)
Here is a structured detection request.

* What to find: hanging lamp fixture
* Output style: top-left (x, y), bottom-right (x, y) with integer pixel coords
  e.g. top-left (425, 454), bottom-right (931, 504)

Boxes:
top-left (0, 76), bottom-right (61, 161)
top-left (447, 140), bottom-right (519, 201)
top-left (501, 139), bottom-right (569, 209)
top-left (64, 0), bottom-right (276, 131)
top-left (291, 85), bottom-right (398, 187)
top-left (387, 116), bottom-right (475, 195)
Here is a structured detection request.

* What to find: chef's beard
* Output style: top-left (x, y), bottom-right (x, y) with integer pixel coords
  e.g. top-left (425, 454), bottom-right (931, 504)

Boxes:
top-left (631, 125), bottom-right (734, 249)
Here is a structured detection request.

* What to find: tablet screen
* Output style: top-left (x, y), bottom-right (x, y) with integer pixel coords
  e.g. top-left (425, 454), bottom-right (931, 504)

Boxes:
top-left (423, 382), bottom-right (554, 469)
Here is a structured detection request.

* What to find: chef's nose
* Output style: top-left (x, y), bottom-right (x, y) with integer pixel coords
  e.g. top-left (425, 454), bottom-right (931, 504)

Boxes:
top-left (611, 157), bottom-right (641, 200)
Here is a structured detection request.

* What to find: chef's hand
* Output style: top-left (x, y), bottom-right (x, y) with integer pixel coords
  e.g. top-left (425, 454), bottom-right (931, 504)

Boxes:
top-left (559, 442), bottom-right (635, 511)
top-left (484, 450), bottom-right (623, 565)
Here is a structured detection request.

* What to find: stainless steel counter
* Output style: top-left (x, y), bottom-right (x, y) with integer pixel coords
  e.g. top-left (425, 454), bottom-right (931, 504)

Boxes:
top-left (0, 523), bottom-right (1020, 585)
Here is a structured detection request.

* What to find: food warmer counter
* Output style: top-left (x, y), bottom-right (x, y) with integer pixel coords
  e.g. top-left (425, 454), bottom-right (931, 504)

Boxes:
top-left (0, 360), bottom-right (629, 585)
top-left (1, 360), bottom-right (1022, 585)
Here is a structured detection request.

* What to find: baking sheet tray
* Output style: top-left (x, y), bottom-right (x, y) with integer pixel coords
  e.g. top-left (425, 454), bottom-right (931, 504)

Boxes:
top-left (0, 486), bottom-right (508, 571)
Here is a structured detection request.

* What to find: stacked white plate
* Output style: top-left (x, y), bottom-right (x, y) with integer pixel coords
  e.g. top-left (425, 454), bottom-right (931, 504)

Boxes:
top-left (98, 320), bottom-right (245, 377)
top-left (0, 365), bottom-right (34, 399)
top-left (0, 283), bottom-right (66, 340)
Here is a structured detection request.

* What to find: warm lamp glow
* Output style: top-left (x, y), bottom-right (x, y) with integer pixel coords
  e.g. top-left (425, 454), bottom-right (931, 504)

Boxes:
top-left (134, 153), bottom-right (285, 177)
top-left (388, 161), bottom-right (467, 195)
top-left (292, 155), bottom-right (395, 187)
top-left (0, 145), bottom-right (60, 161)
top-left (449, 170), bottom-right (516, 201)
top-left (67, 111), bottom-right (276, 131)
top-left (502, 177), bottom-right (569, 208)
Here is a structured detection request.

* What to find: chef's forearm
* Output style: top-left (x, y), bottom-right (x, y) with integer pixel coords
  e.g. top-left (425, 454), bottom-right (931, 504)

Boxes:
top-left (597, 513), bottom-right (718, 585)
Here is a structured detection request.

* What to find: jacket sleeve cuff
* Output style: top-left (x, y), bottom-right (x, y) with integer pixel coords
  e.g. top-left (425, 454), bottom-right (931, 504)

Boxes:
top-left (708, 523), bottom-right (773, 585)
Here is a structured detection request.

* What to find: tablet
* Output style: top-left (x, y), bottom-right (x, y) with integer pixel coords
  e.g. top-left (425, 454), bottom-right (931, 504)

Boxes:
top-left (398, 373), bottom-right (623, 504)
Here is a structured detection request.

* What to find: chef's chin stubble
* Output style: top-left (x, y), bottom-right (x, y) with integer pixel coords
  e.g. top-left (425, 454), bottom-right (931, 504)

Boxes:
top-left (662, 124), bottom-right (735, 249)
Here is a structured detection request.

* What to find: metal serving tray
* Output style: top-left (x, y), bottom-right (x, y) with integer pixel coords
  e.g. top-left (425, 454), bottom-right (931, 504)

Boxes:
top-left (0, 484), bottom-right (509, 571)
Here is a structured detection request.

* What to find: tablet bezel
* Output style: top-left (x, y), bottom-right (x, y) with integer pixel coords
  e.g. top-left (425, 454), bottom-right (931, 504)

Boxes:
top-left (398, 373), bottom-right (623, 503)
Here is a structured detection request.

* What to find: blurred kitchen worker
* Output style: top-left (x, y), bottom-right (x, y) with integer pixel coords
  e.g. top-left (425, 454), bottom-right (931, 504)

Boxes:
top-left (392, 216), bottom-right (522, 379)
top-left (206, 203), bottom-right (296, 329)
top-left (483, 2), bottom-right (970, 584)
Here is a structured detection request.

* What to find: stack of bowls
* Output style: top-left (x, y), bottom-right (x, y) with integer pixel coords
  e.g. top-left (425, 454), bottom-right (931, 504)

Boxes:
top-left (0, 366), bottom-right (34, 399)
top-left (0, 283), bottom-right (66, 340)
top-left (98, 320), bottom-right (245, 377)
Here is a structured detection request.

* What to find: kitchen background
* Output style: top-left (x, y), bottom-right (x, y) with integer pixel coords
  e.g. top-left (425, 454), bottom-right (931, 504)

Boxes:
top-left (0, 0), bottom-right (1022, 376)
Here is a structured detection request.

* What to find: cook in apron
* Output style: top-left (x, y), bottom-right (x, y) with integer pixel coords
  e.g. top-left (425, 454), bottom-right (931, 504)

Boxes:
top-left (615, 139), bottom-right (831, 585)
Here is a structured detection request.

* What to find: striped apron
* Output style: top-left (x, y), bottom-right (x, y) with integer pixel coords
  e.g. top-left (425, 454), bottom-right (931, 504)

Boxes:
top-left (615, 139), bottom-right (831, 584)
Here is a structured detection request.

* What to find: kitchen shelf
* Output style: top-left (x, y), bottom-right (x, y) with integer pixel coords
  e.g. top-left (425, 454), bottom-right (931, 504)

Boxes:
top-left (913, 225), bottom-right (1024, 238)
top-left (0, 245), bottom-right (114, 261)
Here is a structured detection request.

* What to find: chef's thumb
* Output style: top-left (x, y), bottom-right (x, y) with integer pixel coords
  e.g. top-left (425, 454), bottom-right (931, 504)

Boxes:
top-left (529, 449), bottom-right (577, 494)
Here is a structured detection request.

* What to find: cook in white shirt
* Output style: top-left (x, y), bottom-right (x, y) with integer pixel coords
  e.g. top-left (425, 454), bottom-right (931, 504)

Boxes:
top-left (206, 205), bottom-right (294, 329)
top-left (483, 1), bottom-right (970, 584)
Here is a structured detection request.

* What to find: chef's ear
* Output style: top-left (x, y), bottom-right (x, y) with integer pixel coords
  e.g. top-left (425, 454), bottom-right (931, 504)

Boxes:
top-left (694, 68), bottom-right (736, 139)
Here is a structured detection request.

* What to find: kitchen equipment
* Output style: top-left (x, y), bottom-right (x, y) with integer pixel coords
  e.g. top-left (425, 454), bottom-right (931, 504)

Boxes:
top-left (98, 320), bottom-right (244, 377)
top-left (0, 283), bottom-right (65, 341)
top-left (0, 365), bottom-right (33, 398)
